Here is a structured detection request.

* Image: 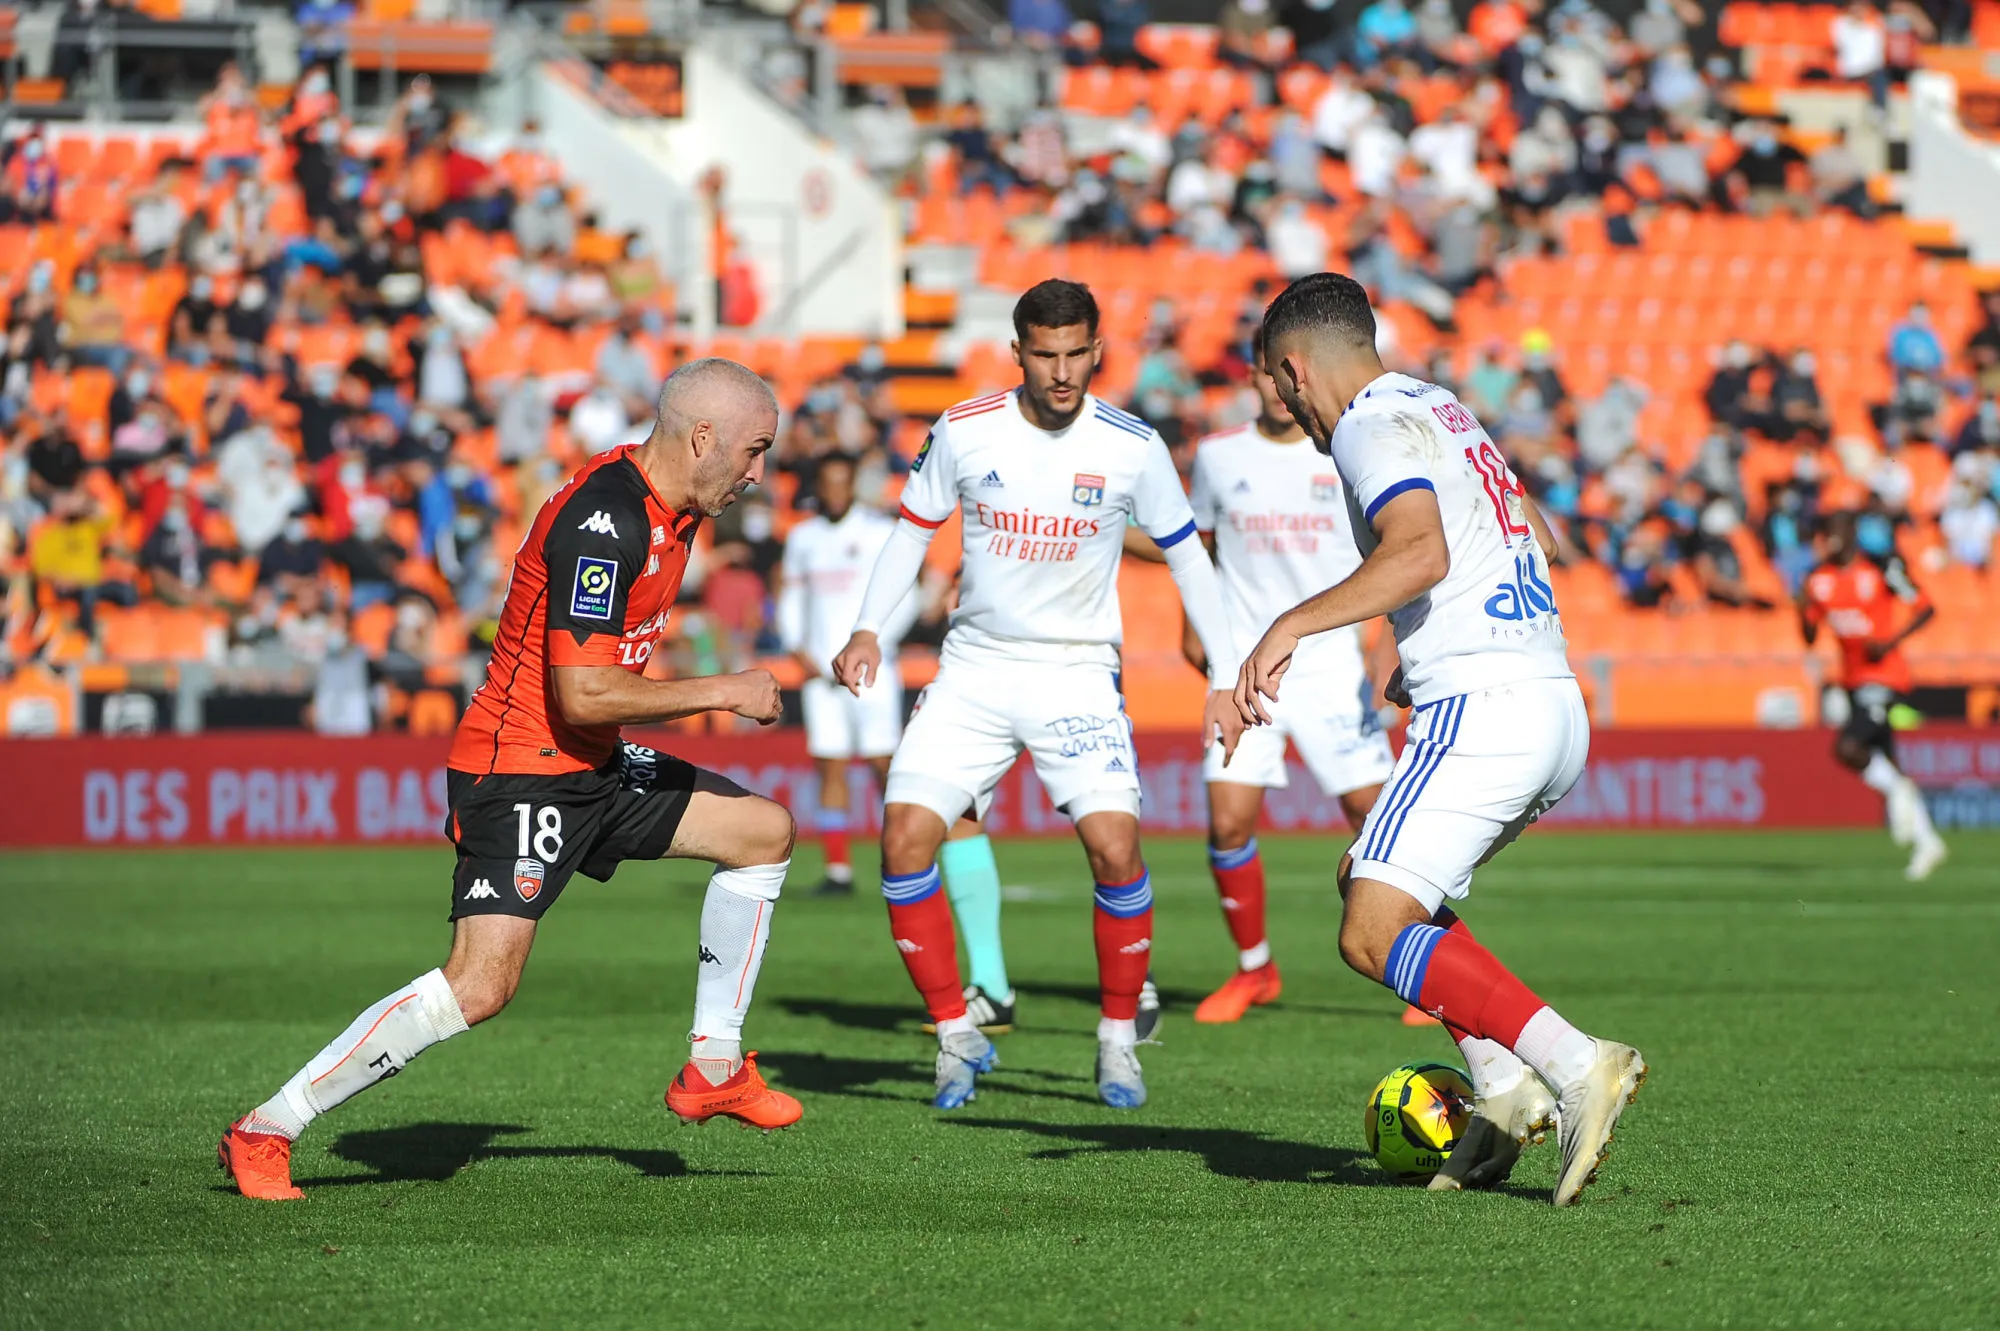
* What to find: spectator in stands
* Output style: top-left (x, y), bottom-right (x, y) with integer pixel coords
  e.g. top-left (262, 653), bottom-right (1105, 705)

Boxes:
top-left (1519, 328), bottom-right (1571, 422)
top-left (1883, 1), bottom-right (1935, 89)
top-left (1941, 462), bottom-right (1998, 567)
top-left (1964, 290), bottom-right (2000, 395)
top-left (1615, 520), bottom-right (1676, 608)
top-left (1769, 350), bottom-right (1830, 442)
top-left (1218, 0), bottom-right (1280, 71)
top-left (1953, 396), bottom-right (2000, 458)
top-left (1284, 0), bottom-right (1344, 71)
top-left (1727, 121), bottom-right (1811, 217)
top-left (126, 168), bottom-right (189, 267)
top-left (1355, 0), bottom-right (1420, 68)
top-left (24, 417), bottom-right (84, 505)
top-left (1461, 341), bottom-right (1517, 421)
top-left (1577, 378), bottom-right (1649, 473)
top-left (3, 131), bottom-right (58, 224)
top-left (1810, 126), bottom-right (1874, 218)
top-left (947, 102), bottom-right (1014, 196)
top-left (1888, 301), bottom-right (1946, 376)
top-left (1649, 44), bottom-right (1708, 118)
top-left (296, 0), bottom-right (353, 68)
top-left (853, 85), bottom-right (919, 184)
top-left (1630, 0), bottom-right (1703, 57)
top-left (1883, 368), bottom-right (1944, 441)
top-left (514, 182), bottom-right (576, 257)
top-left (256, 512), bottom-right (328, 600)
top-left (1009, 0), bottom-right (1072, 52)
top-left (62, 263), bottom-right (130, 377)
top-left (1687, 498), bottom-right (1774, 608)
top-left (1096, 0), bottom-right (1157, 69)
top-left (199, 64), bottom-right (265, 184)
top-left (29, 489), bottom-right (126, 641)
top-left (1833, 0), bottom-right (1890, 109)
top-left (1705, 340), bottom-right (1758, 429)
top-left (1310, 68), bottom-right (1375, 157)
top-left (139, 492), bottom-right (215, 609)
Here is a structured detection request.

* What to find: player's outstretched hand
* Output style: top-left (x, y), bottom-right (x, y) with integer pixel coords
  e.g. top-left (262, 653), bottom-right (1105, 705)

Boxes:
top-left (1234, 619), bottom-right (1299, 727)
top-left (728, 669), bottom-right (784, 725)
top-left (830, 630), bottom-right (882, 696)
top-left (1202, 688), bottom-right (1246, 765)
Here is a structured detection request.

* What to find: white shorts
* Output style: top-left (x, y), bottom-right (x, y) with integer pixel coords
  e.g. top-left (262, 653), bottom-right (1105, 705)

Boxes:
top-left (1351, 676), bottom-right (1589, 915)
top-left (802, 675), bottom-right (903, 760)
top-left (1204, 672), bottom-right (1395, 796)
top-left (884, 658), bottom-right (1140, 825)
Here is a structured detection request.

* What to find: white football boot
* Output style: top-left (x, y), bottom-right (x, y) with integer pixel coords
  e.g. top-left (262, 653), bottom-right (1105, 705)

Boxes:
top-left (1428, 1074), bottom-right (1558, 1192)
top-left (1905, 833), bottom-right (1947, 882)
top-left (1553, 1041), bottom-right (1648, 1207)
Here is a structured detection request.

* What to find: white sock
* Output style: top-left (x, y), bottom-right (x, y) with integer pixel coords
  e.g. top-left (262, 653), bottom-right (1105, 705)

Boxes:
top-left (1900, 776), bottom-right (1939, 842)
top-left (1511, 1006), bottom-right (1598, 1089)
top-left (1239, 940), bottom-right (1272, 971)
top-left (1860, 752), bottom-right (1900, 795)
top-left (243, 969), bottom-right (467, 1141)
top-left (1098, 1016), bottom-right (1137, 1046)
top-left (935, 1013), bottom-right (978, 1040)
top-left (689, 860), bottom-right (785, 1054)
top-left (1456, 1034), bottom-right (1528, 1098)
top-left (826, 862), bottom-right (854, 885)
top-left (689, 1035), bottom-right (742, 1085)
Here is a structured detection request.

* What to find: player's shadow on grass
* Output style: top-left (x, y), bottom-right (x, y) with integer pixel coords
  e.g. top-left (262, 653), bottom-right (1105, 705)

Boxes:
top-left (946, 1118), bottom-right (1386, 1186)
top-left (775, 996), bottom-right (923, 1033)
top-left (761, 1051), bottom-right (1100, 1106)
top-left (1014, 979), bottom-right (1207, 1010)
top-left (286, 1123), bottom-right (759, 1188)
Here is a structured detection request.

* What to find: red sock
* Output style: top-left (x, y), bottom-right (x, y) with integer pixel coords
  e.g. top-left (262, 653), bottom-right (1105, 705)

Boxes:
top-left (882, 867), bottom-right (965, 1021)
top-left (1207, 840), bottom-right (1266, 955)
top-left (1093, 871), bottom-right (1153, 1020)
top-left (1390, 918), bottom-right (1548, 1047)
top-left (1435, 913), bottom-right (1478, 1043)
top-left (822, 826), bottom-right (851, 874)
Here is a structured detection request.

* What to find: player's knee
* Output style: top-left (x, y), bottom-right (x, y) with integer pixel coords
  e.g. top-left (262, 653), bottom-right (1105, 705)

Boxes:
top-left (1208, 811), bottom-right (1256, 851)
top-left (1336, 919), bottom-right (1390, 983)
top-left (443, 965), bottom-right (519, 1026)
top-left (750, 799), bottom-right (797, 865)
top-left (881, 804), bottom-right (944, 874)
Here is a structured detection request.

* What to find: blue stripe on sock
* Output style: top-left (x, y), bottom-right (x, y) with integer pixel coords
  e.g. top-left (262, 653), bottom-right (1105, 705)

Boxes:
top-left (1093, 870), bottom-right (1153, 918)
top-left (1208, 839), bottom-right (1259, 871)
top-left (881, 865), bottom-right (941, 904)
top-left (1386, 923), bottom-right (1446, 1005)
top-left (815, 806), bottom-right (850, 832)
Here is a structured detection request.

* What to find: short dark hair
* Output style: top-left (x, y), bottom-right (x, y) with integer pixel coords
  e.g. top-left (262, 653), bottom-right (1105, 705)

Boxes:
top-left (1261, 272), bottom-right (1377, 356)
top-left (1013, 279), bottom-right (1099, 341)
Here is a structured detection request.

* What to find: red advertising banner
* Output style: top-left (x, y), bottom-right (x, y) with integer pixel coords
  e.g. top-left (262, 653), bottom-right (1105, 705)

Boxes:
top-left (3, 725), bottom-right (1981, 849)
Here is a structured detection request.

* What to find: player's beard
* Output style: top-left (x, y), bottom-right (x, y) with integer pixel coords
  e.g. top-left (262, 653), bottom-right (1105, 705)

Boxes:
top-left (697, 454), bottom-right (752, 517)
top-left (1026, 367), bottom-right (1092, 429)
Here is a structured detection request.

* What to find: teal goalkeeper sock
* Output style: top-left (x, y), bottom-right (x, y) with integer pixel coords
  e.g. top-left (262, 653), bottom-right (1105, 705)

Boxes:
top-left (940, 834), bottom-right (1009, 999)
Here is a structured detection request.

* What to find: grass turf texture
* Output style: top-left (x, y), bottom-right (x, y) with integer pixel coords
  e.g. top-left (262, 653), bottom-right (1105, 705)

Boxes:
top-left (3, 832), bottom-right (1997, 1328)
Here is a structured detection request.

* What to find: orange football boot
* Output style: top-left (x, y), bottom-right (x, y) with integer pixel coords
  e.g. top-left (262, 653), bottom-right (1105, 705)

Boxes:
top-left (1401, 1005), bottom-right (1443, 1027)
top-left (665, 1052), bottom-right (803, 1130)
top-left (1192, 963), bottom-right (1283, 1023)
top-left (218, 1120), bottom-right (306, 1200)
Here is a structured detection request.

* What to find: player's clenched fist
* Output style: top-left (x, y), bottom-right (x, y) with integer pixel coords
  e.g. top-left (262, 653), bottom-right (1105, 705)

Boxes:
top-left (728, 668), bottom-right (784, 724)
top-left (830, 630), bottom-right (881, 696)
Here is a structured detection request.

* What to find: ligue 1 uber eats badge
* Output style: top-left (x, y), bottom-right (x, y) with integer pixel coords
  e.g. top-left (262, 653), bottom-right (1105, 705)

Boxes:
top-left (514, 858), bottom-right (545, 903)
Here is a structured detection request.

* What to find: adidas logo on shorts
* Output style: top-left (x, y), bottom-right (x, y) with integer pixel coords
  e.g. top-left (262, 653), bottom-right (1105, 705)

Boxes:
top-left (464, 878), bottom-right (499, 900)
top-left (1233, 479), bottom-right (1252, 493)
top-left (1104, 756), bottom-right (1128, 773)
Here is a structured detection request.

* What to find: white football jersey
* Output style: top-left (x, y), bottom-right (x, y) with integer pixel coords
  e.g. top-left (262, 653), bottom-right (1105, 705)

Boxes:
top-left (778, 504), bottom-right (906, 667)
top-left (899, 389), bottom-right (1200, 667)
top-left (1330, 372), bottom-right (1573, 706)
top-left (1188, 422), bottom-right (1368, 689)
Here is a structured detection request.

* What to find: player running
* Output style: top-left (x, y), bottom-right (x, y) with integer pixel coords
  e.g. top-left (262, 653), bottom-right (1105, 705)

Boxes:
top-left (777, 452), bottom-right (920, 895)
top-left (1181, 334), bottom-right (1395, 1024)
top-left (832, 280), bottom-right (1240, 1111)
top-left (1230, 274), bottom-right (1645, 1206)
top-left (219, 360), bottom-right (802, 1201)
top-left (1799, 510), bottom-right (1946, 880)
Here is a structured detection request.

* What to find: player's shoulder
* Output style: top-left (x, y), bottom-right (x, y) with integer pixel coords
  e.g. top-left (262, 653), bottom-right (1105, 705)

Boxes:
top-left (934, 389), bottom-right (1016, 445)
top-left (1088, 395), bottom-right (1162, 446)
top-left (545, 451), bottom-right (651, 543)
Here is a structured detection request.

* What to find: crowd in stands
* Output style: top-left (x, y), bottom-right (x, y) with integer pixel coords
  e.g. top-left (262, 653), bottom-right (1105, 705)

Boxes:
top-left (4, 0), bottom-right (2000, 735)
top-left (888, 0), bottom-right (2000, 622)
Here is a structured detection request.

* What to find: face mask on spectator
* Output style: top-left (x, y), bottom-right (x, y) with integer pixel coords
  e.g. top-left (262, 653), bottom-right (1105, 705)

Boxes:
top-left (163, 505), bottom-right (189, 533)
top-left (239, 281), bottom-right (267, 310)
top-left (537, 185), bottom-right (562, 209)
top-left (408, 89), bottom-right (432, 113)
top-left (445, 461), bottom-right (473, 488)
top-left (23, 139), bottom-right (43, 162)
top-left (285, 517), bottom-right (310, 543)
top-left (127, 370), bottom-right (152, 398)
top-left (858, 345), bottom-right (886, 373)
top-left (326, 627), bottom-right (349, 652)
top-left (303, 71), bottom-right (329, 97)
top-left (382, 201), bottom-right (405, 224)
top-left (76, 272), bottom-right (98, 294)
top-left (191, 276), bottom-right (213, 300)
top-left (1792, 353), bottom-right (1815, 376)
top-left (340, 459), bottom-right (367, 489)
top-left (741, 505), bottom-right (774, 542)
top-left (27, 264), bottom-right (51, 294)
top-left (165, 460), bottom-right (190, 488)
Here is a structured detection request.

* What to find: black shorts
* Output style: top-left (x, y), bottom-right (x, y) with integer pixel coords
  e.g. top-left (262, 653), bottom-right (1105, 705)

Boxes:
top-left (445, 743), bottom-right (698, 921)
top-left (1839, 684), bottom-right (1906, 756)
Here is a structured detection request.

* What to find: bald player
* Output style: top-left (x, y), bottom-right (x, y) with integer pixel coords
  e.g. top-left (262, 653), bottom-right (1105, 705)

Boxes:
top-left (220, 359), bottom-right (804, 1202)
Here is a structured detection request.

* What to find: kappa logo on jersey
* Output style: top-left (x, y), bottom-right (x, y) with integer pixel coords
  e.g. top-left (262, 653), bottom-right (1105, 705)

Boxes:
top-left (651, 525), bottom-right (666, 547)
top-left (578, 510), bottom-right (620, 537)
top-left (513, 857), bottom-right (546, 902)
top-left (1312, 475), bottom-right (1342, 502)
top-left (698, 944), bottom-right (721, 965)
top-left (911, 430), bottom-right (935, 474)
top-left (979, 469), bottom-right (1005, 488)
top-left (571, 556), bottom-right (619, 620)
top-left (1072, 473), bottom-right (1106, 507)
top-left (646, 553), bottom-right (660, 576)
top-left (894, 938), bottom-right (921, 954)
top-left (464, 877), bottom-right (499, 900)
top-left (1118, 938), bottom-right (1151, 955)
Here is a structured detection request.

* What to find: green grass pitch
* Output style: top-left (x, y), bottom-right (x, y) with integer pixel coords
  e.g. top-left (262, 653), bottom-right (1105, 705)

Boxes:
top-left (4, 830), bottom-right (1997, 1328)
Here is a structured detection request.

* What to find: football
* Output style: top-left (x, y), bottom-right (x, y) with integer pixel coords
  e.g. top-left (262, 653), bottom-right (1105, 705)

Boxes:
top-left (1365, 1062), bottom-right (1475, 1182)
